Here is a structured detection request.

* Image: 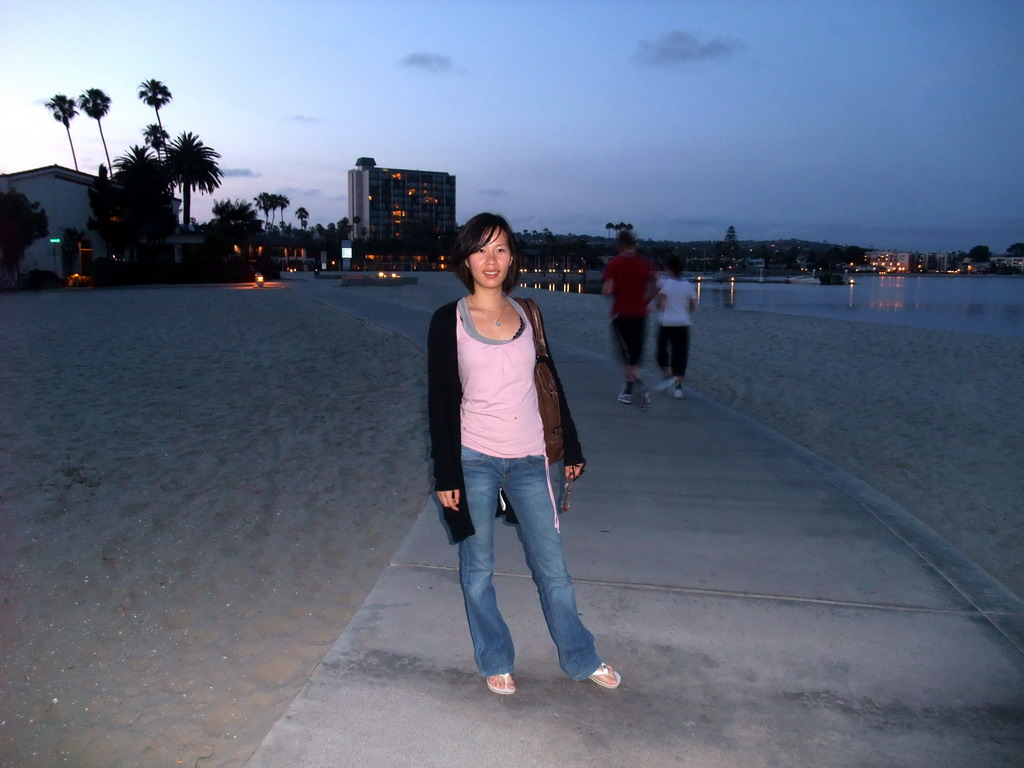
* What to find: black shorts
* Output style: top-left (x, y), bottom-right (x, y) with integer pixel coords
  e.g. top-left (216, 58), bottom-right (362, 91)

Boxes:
top-left (611, 315), bottom-right (646, 366)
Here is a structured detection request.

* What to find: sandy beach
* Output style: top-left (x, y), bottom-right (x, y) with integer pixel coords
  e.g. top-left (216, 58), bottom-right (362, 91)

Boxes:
top-left (1, 275), bottom-right (1021, 767)
top-left (0, 284), bottom-right (430, 767)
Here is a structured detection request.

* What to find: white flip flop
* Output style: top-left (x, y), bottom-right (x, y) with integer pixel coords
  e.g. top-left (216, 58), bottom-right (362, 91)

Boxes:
top-left (486, 672), bottom-right (516, 695)
top-left (588, 663), bottom-right (621, 689)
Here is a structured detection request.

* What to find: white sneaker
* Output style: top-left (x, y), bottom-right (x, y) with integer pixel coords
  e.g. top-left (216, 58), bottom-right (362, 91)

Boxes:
top-left (654, 377), bottom-right (675, 392)
top-left (618, 391), bottom-right (633, 404)
top-left (673, 385), bottom-right (684, 399)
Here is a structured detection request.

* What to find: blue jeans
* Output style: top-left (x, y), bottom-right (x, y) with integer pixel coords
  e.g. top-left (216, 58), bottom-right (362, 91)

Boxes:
top-left (458, 446), bottom-right (602, 680)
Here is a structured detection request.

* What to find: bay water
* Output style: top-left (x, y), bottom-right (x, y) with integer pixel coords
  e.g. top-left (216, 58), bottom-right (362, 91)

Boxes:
top-left (695, 275), bottom-right (1024, 338)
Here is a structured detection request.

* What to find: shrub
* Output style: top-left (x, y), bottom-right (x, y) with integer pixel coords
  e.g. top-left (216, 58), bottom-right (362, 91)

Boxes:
top-left (19, 270), bottom-right (63, 290)
top-left (66, 273), bottom-right (95, 287)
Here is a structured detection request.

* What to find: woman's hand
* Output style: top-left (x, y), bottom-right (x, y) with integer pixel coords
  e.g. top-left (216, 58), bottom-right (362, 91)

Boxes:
top-left (437, 489), bottom-right (461, 510)
top-left (565, 463), bottom-right (585, 481)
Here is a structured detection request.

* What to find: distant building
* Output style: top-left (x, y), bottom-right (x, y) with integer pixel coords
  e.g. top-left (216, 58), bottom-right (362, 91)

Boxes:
top-left (347, 157), bottom-right (455, 240)
top-left (991, 254), bottom-right (1024, 270)
top-left (866, 250), bottom-right (912, 273)
top-left (0, 164), bottom-right (113, 277)
top-left (920, 252), bottom-right (955, 272)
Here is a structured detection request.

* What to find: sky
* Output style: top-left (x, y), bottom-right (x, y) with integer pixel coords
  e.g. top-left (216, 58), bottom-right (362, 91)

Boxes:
top-left (2, 0), bottom-right (1022, 253)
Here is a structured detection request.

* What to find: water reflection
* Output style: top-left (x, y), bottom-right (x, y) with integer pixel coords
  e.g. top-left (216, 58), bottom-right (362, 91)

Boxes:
top-left (520, 281), bottom-right (585, 294)
top-left (694, 275), bottom-right (1023, 338)
top-left (521, 272), bottom-right (1022, 337)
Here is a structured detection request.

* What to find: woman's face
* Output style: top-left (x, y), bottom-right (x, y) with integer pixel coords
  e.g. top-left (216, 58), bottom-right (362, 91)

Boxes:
top-left (467, 228), bottom-right (511, 292)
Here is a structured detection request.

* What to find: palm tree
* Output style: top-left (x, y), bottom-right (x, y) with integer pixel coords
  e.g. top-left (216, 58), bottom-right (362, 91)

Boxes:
top-left (254, 193), bottom-right (274, 226)
top-left (274, 194), bottom-right (290, 225)
top-left (211, 198), bottom-right (263, 248)
top-left (113, 145), bottom-right (165, 187)
top-left (605, 222), bottom-right (614, 240)
top-left (164, 132), bottom-right (223, 229)
top-left (295, 207), bottom-right (309, 229)
top-left (77, 88), bottom-right (112, 171)
top-left (113, 146), bottom-right (176, 258)
top-left (137, 79), bottom-right (172, 159)
top-left (142, 123), bottom-right (170, 158)
top-left (45, 94), bottom-right (79, 171)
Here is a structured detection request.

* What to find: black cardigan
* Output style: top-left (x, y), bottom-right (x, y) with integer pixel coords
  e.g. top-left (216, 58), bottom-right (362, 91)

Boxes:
top-left (427, 299), bottom-right (585, 542)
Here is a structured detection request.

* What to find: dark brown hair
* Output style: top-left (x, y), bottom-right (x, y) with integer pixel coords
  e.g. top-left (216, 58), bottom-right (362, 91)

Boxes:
top-left (450, 212), bottom-right (520, 294)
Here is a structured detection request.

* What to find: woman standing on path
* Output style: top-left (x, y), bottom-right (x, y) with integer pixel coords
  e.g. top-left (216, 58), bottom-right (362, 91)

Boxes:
top-left (427, 212), bottom-right (620, 695)
top-left (654, 254), bottom-right (699, 399)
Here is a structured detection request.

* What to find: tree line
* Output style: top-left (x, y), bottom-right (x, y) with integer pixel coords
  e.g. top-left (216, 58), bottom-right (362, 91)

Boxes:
top-left (38, 79), bottom-right (349, 274)
top-left (38, 80), bottom-right (223, 262)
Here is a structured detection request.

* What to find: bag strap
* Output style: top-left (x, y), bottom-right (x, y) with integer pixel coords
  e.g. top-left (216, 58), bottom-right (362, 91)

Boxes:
top-left (515, 298), bottom-right (549, 360)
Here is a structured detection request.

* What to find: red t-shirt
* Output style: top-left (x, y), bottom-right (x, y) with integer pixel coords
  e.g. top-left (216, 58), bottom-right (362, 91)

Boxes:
top-left (603, 252), bottom-right (653, 317)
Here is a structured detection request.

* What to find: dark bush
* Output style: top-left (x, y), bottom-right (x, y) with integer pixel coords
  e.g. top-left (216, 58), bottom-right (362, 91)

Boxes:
top-left (19, 270), bottom-right (63, 290)
top-left (252, 258), bottom-right (280, 280)
top-left (85, 257), bottom-right (261, 286)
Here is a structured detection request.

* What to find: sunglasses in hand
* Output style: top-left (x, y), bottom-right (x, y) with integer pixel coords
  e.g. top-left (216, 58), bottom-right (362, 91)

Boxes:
top-left (560, 477), bottom-right (574, 513)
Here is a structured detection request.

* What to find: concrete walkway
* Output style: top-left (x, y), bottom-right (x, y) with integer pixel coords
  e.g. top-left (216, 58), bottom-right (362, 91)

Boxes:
top-left (246, 277), bottom-right (1024, 767)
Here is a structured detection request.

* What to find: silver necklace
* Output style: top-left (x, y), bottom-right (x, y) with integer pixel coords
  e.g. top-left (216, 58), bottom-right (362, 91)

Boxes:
top-left (470, 296), bottom-right (508, 327)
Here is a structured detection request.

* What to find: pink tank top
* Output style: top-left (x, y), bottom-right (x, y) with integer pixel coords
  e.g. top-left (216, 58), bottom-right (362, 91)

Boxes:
top-left (457, 298), bottom-right (546, 458)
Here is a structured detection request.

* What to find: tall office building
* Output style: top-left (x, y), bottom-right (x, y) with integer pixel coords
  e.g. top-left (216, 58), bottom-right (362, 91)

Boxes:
top-left (347, 157), bottom-right (456, 240)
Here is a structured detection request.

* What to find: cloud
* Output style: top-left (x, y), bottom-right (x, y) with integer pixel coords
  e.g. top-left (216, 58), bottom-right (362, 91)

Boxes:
top-left (284, 115), bottom-right (319, 123)
top-left (280, 187), bottom-right (323, 199)
top-left (399, 52), bottom-right (464, 73)
top-left (477, 188), bottom-right (508, 197)
top-left (223, 168), bottom-right (260, 178)
top-left (633, 31), bottom-right (744, 66)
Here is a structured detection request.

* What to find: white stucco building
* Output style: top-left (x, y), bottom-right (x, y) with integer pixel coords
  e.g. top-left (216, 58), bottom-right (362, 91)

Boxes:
top-left (0, 165), bottom-right (114, 277)
top-left (1, 164), bottom-right (195, 280)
